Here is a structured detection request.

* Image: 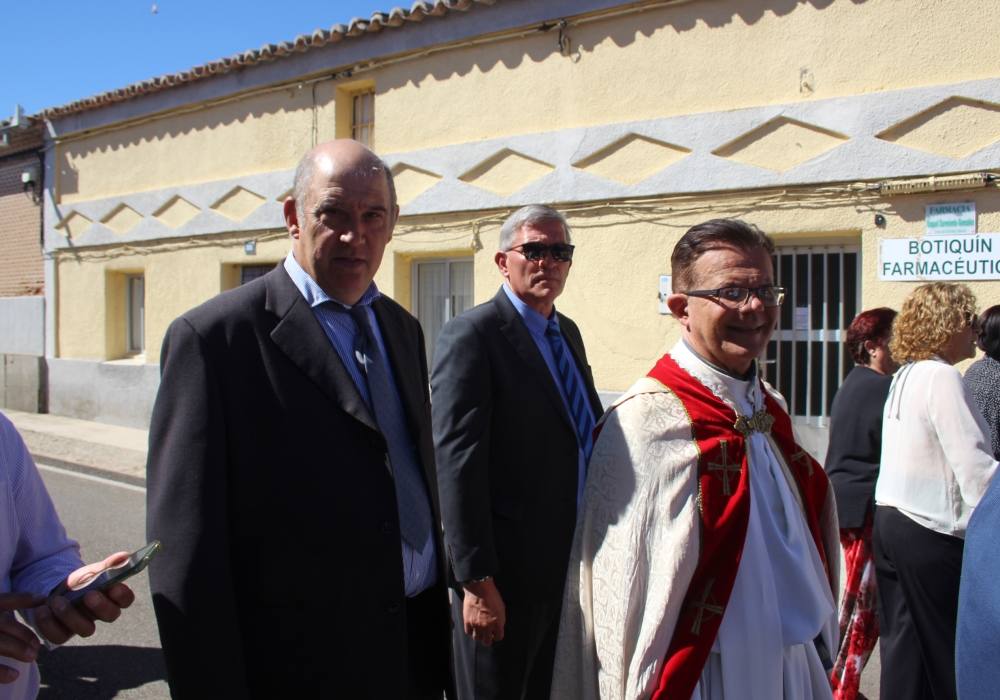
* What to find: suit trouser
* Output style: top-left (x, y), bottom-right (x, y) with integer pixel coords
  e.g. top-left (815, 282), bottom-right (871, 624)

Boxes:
top-left (873, 506), bottom-right (963, 700)
top-left (407, 586), bottom-right (454, 700)
top-left (451, 591), bottom-right (561, 700)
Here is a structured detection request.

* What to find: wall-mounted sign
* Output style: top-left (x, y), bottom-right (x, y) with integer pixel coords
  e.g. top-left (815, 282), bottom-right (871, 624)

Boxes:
top-left (658, 275), bottom-right (672, 315)
top-left (926, 202), bottom-right (975, 236)
top-left (880, 234), bottom-right (1000, 281)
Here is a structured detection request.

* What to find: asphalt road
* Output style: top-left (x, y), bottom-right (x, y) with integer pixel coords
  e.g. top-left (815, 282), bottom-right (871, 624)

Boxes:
top-left (36, 464), bottom-right (169, 700)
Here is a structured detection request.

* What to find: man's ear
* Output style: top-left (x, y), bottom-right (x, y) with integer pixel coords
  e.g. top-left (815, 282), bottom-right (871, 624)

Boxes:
top-left (283, 197), bottom-right (300, 238)
top-left (495, 250), bottom-right (509, 278)
top-left (387, 204), bottom-right (400, 243)
top-left (667, 293), bottom-right (690, 323)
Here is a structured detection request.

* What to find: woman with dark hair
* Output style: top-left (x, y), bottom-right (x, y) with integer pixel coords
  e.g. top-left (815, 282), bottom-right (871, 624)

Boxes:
top-left (964, 304), bottom-right (1000, 459)
top-left (825, 307), bottom-right (896, 700)
top-left (874, 283), bottom-right (998, 700)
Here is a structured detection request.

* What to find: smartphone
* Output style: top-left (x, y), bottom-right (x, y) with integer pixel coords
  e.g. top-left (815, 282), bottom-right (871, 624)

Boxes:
top-left (57, 541), bottom-right (161, 603)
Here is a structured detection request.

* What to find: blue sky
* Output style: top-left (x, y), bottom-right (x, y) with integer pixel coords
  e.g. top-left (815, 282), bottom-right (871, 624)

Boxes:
top-left (2, 1), bottom-right (398, 117)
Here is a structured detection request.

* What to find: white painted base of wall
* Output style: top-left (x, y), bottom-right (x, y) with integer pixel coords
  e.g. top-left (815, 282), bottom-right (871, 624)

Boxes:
top-left (47, 358), bottom-right (159, 429)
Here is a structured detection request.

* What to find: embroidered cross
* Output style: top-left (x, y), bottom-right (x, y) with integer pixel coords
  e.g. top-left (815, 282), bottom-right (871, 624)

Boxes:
top-left (733, 409), bottom-right (775, 436)
top-left (689, 578), bottom-right (725, 635)
top-left (790, 449), bottom-right (814, 476)
top-left (707, 440), bottom-right (740, 496)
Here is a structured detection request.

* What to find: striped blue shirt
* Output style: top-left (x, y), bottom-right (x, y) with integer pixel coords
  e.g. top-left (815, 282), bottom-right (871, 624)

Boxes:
top-left (1, 411), bottom-right (84, 699)
top-left (283, 253), bottom-right (437, 596)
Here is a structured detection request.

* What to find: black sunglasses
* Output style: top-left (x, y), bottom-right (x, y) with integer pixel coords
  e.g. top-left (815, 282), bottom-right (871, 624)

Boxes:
top-left (506, 242), bottom-right (575, 263)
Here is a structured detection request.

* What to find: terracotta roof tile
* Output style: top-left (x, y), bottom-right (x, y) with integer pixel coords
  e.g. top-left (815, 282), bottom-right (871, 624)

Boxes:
top-left (40, 0), bottom-right (497, 120)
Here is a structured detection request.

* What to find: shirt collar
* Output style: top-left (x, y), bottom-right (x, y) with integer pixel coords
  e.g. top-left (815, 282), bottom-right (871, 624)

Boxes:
top-left (502, 282), bottom-right (556, 337)
top-left (284, 251), bottom-right (381, 309)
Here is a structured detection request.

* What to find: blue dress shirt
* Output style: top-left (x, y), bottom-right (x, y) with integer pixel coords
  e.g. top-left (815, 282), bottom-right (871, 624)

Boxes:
top-left (501, 283), bottom-right (594, 505)
top-left (284, 253), bottom-right (437, 597)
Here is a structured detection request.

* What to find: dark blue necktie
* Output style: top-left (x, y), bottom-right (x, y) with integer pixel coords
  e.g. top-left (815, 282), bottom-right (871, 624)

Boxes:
top-left (545, 319), bottom-right (595, 460)
top-left (349, 305), bottom-right (434, 551)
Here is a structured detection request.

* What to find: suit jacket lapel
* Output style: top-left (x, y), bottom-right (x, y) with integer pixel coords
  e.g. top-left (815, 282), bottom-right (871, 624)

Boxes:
top-left (493, 288), bottom-right (575, 434)
top-left (265, 267), bottom-right (378, 433)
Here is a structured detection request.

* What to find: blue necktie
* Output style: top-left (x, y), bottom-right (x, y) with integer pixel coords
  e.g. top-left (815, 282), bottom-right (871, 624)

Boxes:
top-left (349, 305), bottom-right (434, 551)
top-left (545, 319), bottom-right (595, 460)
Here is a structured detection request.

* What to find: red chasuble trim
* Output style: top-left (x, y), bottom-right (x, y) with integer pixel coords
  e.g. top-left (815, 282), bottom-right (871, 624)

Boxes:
top-left (645, 352), bottom-right (830, 700)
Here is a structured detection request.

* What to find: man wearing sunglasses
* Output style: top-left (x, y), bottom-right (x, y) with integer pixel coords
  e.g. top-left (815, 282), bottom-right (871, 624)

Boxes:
top-left (553, 219), bottom-right (840, 700)
top-left (431, 204), bottom-right (602, 699)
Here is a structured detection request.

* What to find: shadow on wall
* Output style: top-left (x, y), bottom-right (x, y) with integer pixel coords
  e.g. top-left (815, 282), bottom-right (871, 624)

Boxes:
top-left (53, 0), bottom-right (870, 198)
top-left (379, 0), bottom-right (859, 91)
top-left (55, 84), bottom-right (328, 199)
top-left (37, 644), bottom-right (166, 700)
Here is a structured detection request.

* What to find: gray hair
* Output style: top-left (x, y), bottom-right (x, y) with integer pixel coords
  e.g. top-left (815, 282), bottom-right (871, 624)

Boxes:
top-left (497, 204), bottom-right (571, 251)
top-left (292, 145), bottom-right (397, 220)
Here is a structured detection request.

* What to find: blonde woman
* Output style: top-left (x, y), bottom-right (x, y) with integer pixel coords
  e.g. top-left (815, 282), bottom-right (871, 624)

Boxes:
top-left (873, 282), bottom-right (998, 700)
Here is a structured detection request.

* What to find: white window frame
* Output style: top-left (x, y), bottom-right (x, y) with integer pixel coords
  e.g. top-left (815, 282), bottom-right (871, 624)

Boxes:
top-left (411, 257), bottom-right (473, 362)
top-left (352, 90), bottom-right (374, 146)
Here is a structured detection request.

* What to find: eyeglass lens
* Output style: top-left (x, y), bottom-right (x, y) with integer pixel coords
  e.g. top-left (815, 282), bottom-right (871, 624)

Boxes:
top-left (720, 286), bottom-right (784, 306)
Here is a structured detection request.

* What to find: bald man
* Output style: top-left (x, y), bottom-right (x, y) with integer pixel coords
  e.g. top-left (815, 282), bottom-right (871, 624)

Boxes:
top-left (147, 140), bottom-right (452, 699)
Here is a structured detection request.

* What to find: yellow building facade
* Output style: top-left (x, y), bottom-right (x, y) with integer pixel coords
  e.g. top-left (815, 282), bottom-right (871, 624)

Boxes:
top-left (41, 0), bottom-right (1000, 453)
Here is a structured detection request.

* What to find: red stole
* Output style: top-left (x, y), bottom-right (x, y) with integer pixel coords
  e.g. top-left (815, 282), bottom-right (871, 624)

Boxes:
top-left (645, 352), bottom-right (832, 700)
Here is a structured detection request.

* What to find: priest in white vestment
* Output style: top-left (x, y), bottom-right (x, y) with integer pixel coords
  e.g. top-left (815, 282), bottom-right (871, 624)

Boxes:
top-left (552, 219), bottom-right (840, 700)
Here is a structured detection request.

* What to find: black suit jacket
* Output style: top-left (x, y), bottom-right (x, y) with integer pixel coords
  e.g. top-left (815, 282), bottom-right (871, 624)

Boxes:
top-left (430, 288), bottom-right (602, 603)
top-left (146, 266), bottom-right (450, 699)
top-left (824, 365), bottom-right (894, 529)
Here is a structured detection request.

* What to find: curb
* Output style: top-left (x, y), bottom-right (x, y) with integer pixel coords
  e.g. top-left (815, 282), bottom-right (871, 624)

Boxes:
top-left (34, 455), bottom-right (147, 488)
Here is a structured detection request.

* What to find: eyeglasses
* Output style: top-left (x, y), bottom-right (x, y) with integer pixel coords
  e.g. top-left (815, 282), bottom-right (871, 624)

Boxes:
top-left (683, 285), bottom-right (786, 308)
top-left (506, 243), bottom-right (575, 263)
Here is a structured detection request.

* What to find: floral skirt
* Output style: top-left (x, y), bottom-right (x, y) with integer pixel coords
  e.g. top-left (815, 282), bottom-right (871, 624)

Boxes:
top-left (830, 519), bottom-right (879, 700)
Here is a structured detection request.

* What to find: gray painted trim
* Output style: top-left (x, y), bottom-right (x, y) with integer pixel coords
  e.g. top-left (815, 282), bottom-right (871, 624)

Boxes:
top-left (45, 77), bottom-right (1000, 252)
top-left (46, 358), bottom-right (159, 429)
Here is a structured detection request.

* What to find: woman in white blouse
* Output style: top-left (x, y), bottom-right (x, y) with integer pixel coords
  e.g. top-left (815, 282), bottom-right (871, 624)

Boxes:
top-left (873, 282), bottom-right (998, 700)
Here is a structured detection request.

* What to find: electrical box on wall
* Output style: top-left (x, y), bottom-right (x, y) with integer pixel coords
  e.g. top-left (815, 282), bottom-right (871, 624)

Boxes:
top-left (658, 275), bottom-right (672, 315)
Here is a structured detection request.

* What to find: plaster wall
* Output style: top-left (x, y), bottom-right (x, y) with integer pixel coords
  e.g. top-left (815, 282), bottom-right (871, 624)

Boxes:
top-left (52, 186), bottom-right (1000, 391)
top-left (57, 85), bottom-right (338, 204)
top-left (53, 0), bottom-right (1000, 204)
top-left (56, 232), bottom-right (289, 361)
top-left (379, 0), bottom-right (1000, 152)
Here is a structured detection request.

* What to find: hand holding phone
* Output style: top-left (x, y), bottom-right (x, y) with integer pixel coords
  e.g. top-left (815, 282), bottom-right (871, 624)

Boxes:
top-left (51, 541), bottom-right (161, 604)
top-left (32, 543), bottom-right (151, 645)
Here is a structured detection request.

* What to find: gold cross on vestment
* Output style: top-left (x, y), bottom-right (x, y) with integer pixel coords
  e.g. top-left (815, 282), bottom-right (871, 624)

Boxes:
top-left (733, 409), bottom-right (775, 436)
top-left (790, 449), bottom-right (814, 476)
top-left (689, 578), bottom-right (725, 635)
top-left (707, 440), bottom-right (740, 496)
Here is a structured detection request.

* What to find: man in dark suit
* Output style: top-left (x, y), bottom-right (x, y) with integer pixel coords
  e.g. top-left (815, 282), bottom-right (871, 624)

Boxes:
top-left (431, 205), bottom-right (602, 700)
top-left (147, 139), bottom-right (451, 699)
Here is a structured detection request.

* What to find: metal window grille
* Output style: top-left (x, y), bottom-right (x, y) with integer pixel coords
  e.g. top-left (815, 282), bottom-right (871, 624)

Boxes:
top-left (763, 245), bottom-right (860, 426)
top-left (240, 263), bottom-right (276, 285)
top-left (413, 258), bottom-right (473, 363)
top-left (352, 91), bottom-right (374, 147)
